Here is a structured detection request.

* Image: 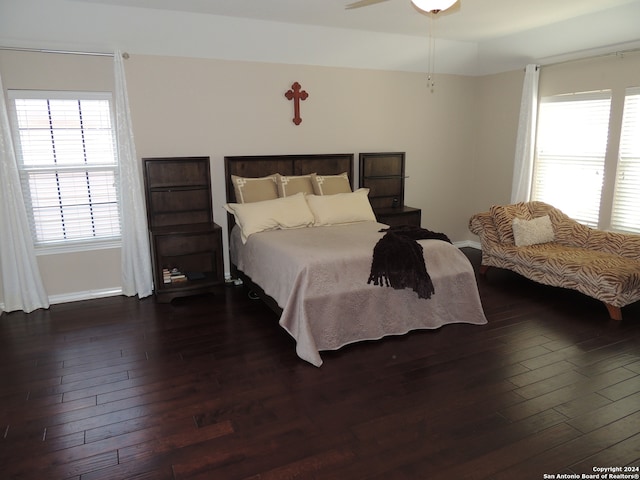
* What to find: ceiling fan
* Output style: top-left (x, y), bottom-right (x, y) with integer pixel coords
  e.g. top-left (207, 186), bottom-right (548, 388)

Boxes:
top-left (345, 0), bottom-right (459, 92)
top-left (346, 0), bottom-right (458, 14)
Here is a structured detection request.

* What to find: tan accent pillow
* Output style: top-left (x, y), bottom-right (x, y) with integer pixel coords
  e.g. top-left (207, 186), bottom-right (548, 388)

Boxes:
top-left (512, 215), bottom-right (555, 247)
top-left (224, 193), bottom-right (314, 243)
top-left (231, 174), bottom-right (278, 203)
top-left (310, 172), bottom-right (351, 195)
top-left (306, 188), bottom-right (376, 226)
top-left (276, 174), bottom-right (314, 197)
top-left (490, 203), bottom-right (532, 245)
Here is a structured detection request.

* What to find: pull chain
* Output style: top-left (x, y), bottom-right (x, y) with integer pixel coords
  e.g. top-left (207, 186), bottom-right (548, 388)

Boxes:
top-left (427, 13), bottom-right (436, 92)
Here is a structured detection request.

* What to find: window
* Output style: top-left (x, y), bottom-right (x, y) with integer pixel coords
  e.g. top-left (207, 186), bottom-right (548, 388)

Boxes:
top-left (8, 90), bottom-right (121, 248)
top-left (611, 87), bottom-right (640, 234)
top-left (532, 90), bottom-right (612, 227)
top-left (532, 88), bottom-right (640, 234)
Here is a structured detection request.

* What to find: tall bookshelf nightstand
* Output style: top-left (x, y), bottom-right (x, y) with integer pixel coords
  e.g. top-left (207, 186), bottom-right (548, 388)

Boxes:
top-left (143, 156), bottom-right (224, 302)
top-left (359, 152), bottom-right (422, 227)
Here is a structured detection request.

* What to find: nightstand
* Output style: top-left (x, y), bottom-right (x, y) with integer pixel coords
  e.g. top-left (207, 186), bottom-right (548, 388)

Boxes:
top-left (149, 223), bottom-right (224, 303)
top-left (359, 152), bottom-right (422, 227)
top-left (143, 156), bottom-right (224, 302)
top-left (374, 206), bottom-right (422, 227)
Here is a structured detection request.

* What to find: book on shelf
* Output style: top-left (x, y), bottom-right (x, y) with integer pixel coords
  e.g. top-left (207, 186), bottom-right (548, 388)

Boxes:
top-left (162, 267), bottom-right (188, 283)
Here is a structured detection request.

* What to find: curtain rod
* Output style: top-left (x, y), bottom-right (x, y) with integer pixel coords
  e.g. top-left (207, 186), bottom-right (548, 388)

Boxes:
top-left (540, 46), bottom-right (640, 69)
top-left (0, 46), bottom-right (129, 58)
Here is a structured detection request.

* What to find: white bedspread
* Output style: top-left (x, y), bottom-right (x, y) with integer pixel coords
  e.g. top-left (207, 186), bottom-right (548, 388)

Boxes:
top-left (230, 222), bottom-right (487, 366)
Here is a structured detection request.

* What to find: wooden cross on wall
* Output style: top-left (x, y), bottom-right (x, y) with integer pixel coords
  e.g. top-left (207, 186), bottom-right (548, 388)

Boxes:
top-left (285, 82), bottom-right (308, 125)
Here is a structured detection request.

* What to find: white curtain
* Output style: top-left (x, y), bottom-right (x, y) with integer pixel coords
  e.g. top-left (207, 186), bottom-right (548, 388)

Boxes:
top-left (114, 50), bottom-right (153, 298)
top-left (0, 74), bottom-right (49, 314)
top-left (510, 64), bottom-right (540, 203)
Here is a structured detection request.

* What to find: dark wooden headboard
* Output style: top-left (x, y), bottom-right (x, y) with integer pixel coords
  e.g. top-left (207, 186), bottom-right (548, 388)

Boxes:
top-left (223, 153), bottom-right (354, 310)
top-left (224, 153), bottom-right (354, 204)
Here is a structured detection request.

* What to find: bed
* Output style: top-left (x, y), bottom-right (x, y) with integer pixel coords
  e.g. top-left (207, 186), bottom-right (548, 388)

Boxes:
top-left (224, 154), bottom-right (487, 367)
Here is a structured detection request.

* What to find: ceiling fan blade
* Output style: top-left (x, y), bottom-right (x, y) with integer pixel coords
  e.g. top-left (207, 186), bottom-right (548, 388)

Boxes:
top-left (345, 0), bottom-right (391, 9)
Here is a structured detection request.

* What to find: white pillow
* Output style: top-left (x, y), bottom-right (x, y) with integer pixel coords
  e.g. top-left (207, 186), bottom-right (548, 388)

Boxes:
top-left (305, 188), bottom-right (376, 226)
top-left (224, 192), bottom-right (314, 243)
top-left (512, 215), bottom-right (555, 247)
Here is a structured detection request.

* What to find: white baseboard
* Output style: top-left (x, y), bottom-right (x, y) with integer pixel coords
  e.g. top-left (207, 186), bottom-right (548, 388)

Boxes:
top-left (48, 287), bottom-right (123, 305)
top-left (454, 240), bottom-right (481, 249)
top-left (1, 287), bottom-right (123, 313)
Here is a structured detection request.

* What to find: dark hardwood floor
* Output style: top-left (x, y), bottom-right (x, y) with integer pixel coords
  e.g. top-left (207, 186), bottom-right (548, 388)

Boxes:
top-left (1, 248), bottom-right (639, 479)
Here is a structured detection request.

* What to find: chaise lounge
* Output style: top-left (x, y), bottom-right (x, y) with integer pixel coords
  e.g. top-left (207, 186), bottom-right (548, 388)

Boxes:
top-left (469, 201), bottom-right (640, 320)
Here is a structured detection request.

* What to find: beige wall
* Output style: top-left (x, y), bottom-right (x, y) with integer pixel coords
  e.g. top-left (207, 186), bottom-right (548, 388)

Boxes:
top-left (472, 69), bottom-right (525, 211)
top-left (539, 53), bottom-right (640, 97)
top-left (0, 50), bottom-right (483, 305)
top-left (0, 48), bottom-right (640, 308)
top-left (5, 49), bottom-right (635, 307)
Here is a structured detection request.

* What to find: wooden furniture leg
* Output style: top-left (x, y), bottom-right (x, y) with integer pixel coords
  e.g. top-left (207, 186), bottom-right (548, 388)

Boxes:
top-left (605, 303), bottom-right (622, 321)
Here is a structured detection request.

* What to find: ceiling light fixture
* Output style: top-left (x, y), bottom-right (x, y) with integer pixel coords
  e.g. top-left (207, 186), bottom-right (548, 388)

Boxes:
top-left (411, 0), bottom-right (458, 92)
top-left (410, 0), bottom-right (458, 14)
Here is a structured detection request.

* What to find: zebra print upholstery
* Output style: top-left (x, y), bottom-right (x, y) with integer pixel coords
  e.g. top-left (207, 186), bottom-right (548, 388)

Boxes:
top-left (469, 201), bottom-right (640, 320)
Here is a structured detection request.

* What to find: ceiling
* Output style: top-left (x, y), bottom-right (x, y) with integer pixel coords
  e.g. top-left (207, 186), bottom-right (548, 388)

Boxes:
top-left (71, 0), bottom-right (640, 73)
top-left (75, 0), bottom-right (640, 41)
top-left (7, 0), bottom-right (640, 75)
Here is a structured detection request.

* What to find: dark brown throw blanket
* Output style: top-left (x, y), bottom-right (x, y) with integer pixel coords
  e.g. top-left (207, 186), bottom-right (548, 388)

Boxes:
top-left (367, 225), bottom-right (452, 299)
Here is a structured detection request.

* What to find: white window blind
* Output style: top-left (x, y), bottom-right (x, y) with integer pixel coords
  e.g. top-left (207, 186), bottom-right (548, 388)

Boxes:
top-left (8, 90), bottom-right (121, 246)
top-left (532, 90), bottom-right (612, 227)
top-left (611, 87), bottom-right (640, 234)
